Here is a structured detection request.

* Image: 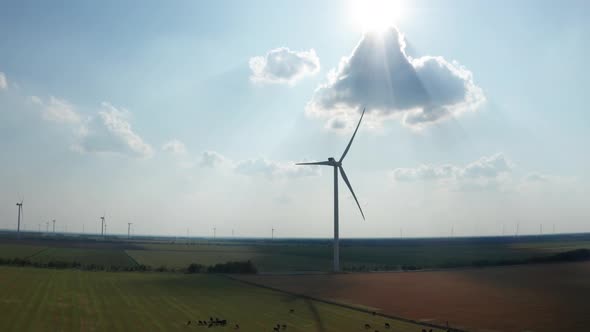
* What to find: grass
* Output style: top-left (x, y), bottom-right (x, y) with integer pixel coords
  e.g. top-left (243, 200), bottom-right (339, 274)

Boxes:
top-left (0, 243), bottom-right (47, 259)
top-left (0, 266), bottom-right (440, 332)
top-left (28, 247), bottom-right (137, 268)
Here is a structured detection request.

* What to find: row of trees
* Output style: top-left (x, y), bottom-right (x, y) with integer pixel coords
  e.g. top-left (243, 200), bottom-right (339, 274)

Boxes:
top-left (186, 261), bottom-right (257, 274)
top-left (0, 257), bottom-right (258, 274)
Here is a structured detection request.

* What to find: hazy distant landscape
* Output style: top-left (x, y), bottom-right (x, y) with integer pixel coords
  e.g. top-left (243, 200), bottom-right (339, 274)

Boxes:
top-left (2, 231), bottom-right (590, 272)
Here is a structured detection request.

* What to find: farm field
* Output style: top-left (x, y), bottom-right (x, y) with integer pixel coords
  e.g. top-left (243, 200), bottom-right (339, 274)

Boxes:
top-left (0, 266), bottom-right (441, 332)
top-left (0, 243), bottom-right (46, 259)
top-left (29, 247), bottom-right (137, 268)
top-left (238, 261), bottom-right (590, 332)
top-left (1, 234), bottom-right (590, 272)
top-left (127, 235), bottom-right (590, 272)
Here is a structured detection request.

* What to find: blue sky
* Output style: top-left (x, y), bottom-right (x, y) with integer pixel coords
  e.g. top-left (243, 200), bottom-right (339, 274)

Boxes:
top-left (0, 0), bottom-right (588, 237)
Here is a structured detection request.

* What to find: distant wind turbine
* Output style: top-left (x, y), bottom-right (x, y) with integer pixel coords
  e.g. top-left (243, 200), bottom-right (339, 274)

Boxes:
top-left (52, 219), bottom-right (56, 233)
top-left (100, 215), bottom-right (105, 239)
top-left (16, 198), bottom-right (23, 239)
top-left (128, 223), bottom-right (133, 240)
top-left (296, 108), bottom-right (366, 272)
top-left (271, 227), bottom-right (275, 241)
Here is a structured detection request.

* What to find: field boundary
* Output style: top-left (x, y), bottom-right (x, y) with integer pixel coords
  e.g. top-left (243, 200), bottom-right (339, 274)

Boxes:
top-left (25, 247), bottom-right (51, 260)
top-left (225, 275), bottom-right (466, 332)
top-left (123, 250), bottom-right (141, 267)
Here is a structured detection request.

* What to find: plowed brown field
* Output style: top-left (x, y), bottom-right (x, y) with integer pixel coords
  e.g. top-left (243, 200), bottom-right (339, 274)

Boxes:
top-left (238, 262), bottom-right (590, 332)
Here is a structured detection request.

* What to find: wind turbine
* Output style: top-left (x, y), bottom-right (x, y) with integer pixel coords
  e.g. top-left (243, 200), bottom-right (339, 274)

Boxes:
top-left (296, 108), bottom-right (366, 272)
top-left (271, 227), bottom-right (275, 241)
top-left (128, 223), bottom-right (133, 240)
top-left (52, 219), bottom-right (56, 233)
top-left (100, 215), bottom-right (105, 238)
top-left (16, 199), bottom-right (23, 239)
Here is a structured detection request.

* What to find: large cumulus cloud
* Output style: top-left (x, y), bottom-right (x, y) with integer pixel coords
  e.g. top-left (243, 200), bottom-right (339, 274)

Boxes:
top-left (306, 28), bottom-right (485, 130)
top-left (249, 47), bottom-right (320, 84)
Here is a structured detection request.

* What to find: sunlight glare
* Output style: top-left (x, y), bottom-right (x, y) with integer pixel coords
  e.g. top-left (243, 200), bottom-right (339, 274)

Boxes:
top-left (349, 0), bottom-right (403, 34)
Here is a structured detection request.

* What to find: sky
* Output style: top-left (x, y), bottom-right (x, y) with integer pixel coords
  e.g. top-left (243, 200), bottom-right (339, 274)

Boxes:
top-left (0, 0), bottom-right (588, 238)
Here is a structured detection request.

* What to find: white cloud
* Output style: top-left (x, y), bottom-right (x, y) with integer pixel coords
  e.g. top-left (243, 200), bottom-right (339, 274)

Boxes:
top-left (76, 102), bottom-right (153, 158)
top-left (0, 72), bottom-right (6, 89)
top-left (199, 151), bottom-right (226, 168)
top-left (523, 172), bottom-right (550, 183)
top-left (31, 95), bottom-right (81, 124)
top-left (197, 151), bottom-right (320, 180)
top-left (306, 28), bottom-right (485, 130)
top-left (162, 139), bottom-right (187, 156)
top-left (393, 153), bottom-right (513, 190)
top-left (249, 47), bottom-right (320, 84)
top-left (234, 157), bottom-right (321, 179)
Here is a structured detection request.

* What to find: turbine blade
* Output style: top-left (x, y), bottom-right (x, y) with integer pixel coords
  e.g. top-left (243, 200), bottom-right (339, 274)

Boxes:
top-left (338, 166), bottom-right (365, 220)
top-left (339, 107), bottom-right (366, 163)
top-left (295, 161), bottom-right (332, 166)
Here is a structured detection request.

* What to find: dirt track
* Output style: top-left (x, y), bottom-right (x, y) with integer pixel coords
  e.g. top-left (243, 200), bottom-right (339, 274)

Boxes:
top-left (238, 262), bottom-right (590, 332)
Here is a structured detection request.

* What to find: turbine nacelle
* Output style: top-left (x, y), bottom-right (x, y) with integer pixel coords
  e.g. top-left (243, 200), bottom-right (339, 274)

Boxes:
top-left (327, 157), bottom-right (340, 166)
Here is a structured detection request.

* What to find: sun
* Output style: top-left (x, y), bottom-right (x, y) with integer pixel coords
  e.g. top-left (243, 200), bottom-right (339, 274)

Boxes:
top-left (349, 0), bottom-right (403, 34)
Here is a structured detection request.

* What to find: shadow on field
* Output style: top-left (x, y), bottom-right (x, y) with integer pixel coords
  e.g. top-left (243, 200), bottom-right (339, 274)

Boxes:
top-left (279, 292), bottom-right (326, 332)
top-left (304, 298), bottom-right (327, 332)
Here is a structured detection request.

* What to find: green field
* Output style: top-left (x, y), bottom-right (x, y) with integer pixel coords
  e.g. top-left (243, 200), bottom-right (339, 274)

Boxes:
top-left (0, 243), bottom-right (47, 259)
top-left (29, 247), bottom-right (137, 268)
top-left (125, 237), bottom-right (590, 272)
top-left (0, 266), bottom-right (437, 332)
top-left (2, 235), bottom-right (590, 272)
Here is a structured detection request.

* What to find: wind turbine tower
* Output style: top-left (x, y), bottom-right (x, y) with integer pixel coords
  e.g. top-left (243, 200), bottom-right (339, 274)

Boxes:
top-left (271, 228), bottom-right (275, 241)
top-left (52, 219), bottom-right (56, 233)
top-left (16, 200), bottom-right (23, 239)
top-left (100, 215), bottom-right (105, 238)
top-left (296, 108), bottom-right (366, 272)
top-left (128, 223), bottom-right (133, 240)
